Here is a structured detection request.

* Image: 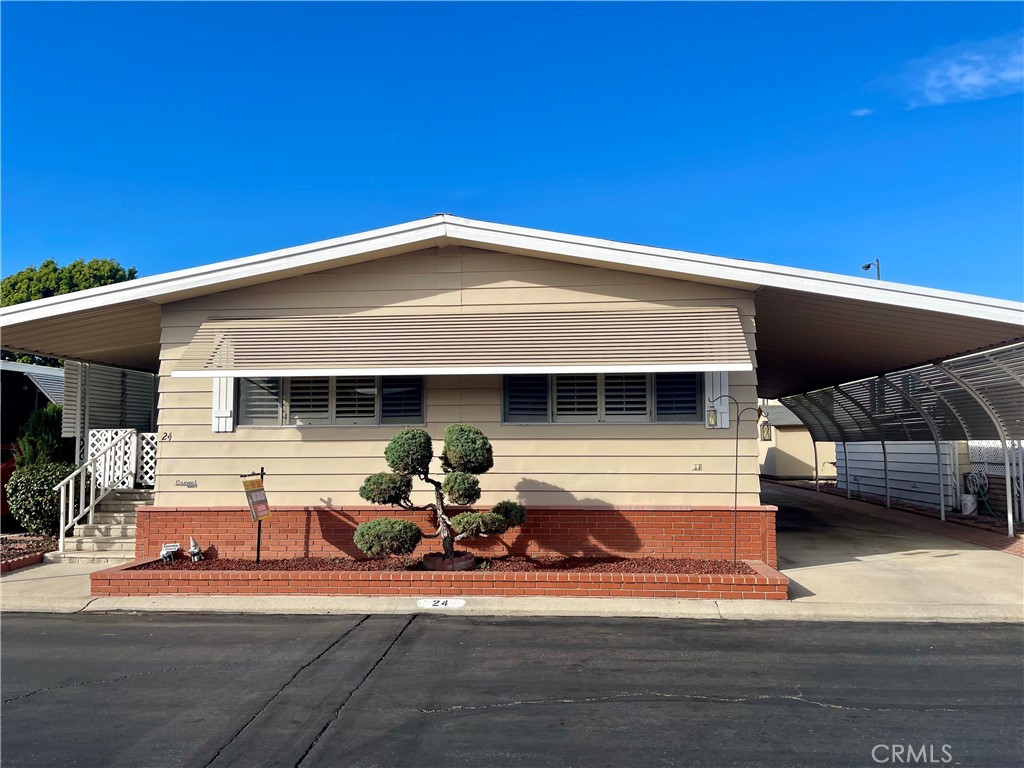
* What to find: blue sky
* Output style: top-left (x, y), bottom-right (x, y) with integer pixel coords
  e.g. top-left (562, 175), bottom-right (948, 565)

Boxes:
top-left (3, 2), bottom-right (1022, 300)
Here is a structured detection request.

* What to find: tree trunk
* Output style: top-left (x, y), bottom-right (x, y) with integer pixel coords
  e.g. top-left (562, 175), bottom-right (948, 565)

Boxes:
top-left (434, 484), bottom-right (455, 559)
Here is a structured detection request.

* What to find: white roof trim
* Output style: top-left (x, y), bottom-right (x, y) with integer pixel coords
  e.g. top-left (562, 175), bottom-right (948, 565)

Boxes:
top-left (3, 214), bottom-right (1021, 328)
top-left (172, 363), bottom-right (754, 379)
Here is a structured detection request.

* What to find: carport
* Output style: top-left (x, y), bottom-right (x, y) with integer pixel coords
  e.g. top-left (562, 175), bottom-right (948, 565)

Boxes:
top-left (780, 341), bottom-right (1024, 536)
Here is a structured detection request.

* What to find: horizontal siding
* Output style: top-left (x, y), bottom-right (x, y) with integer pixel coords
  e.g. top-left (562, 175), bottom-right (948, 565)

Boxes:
top-left (155, 247), bottom-right (760, 507)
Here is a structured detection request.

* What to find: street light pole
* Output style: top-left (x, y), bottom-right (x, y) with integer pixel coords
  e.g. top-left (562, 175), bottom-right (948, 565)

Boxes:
top-left (861, 259), bottom-right (881, 280)
top-left (709, 394), bottom-right (762, 563)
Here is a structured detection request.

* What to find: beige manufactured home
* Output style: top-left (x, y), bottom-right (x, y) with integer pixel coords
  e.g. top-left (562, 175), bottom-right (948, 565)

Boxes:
top-left (2, 216), bottom-right (1021, 560)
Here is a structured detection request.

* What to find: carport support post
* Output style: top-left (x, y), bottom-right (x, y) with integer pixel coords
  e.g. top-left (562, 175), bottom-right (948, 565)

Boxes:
top-left (812, 441), bottom-right (820, 492)
top-left (834, 387), bottom-right (890, 509)
top-left (882, 376), bottom-right (946, 521)
top-left (937, 364), bottom-right (1015, 537)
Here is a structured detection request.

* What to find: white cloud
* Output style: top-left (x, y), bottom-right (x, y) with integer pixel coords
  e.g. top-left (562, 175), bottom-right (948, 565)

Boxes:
top-left (850, 108), bottom-right (874, 117)
top-left (884, 32), bottom-right (1023, 108)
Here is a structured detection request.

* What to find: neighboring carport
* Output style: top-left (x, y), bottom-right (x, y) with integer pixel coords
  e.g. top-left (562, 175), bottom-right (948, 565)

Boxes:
top-left (781, 341), bottom-right (1024, 536)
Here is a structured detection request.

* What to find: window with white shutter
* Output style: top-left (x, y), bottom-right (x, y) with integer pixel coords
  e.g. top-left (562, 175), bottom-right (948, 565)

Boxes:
top-left (236, 376), bottom-right (423, 426)
top-left (603, 374), bottom-right (650, 421)
top-left (286, 378), bottom-right (331, 425)
top-left (237, 378), bottom-right (282, 425)
top-left (335, 377), bottom-right (377, 424)
top-left (553, 375), bottom-right (599, 422)
top-left (503, 375), bottom-right (550, 422)
top-left (504, 373), bottom-right (707, 424)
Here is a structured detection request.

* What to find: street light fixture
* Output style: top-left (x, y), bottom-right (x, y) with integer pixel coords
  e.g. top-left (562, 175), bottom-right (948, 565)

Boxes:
top-left (862, 259), bottom-right (881, 280)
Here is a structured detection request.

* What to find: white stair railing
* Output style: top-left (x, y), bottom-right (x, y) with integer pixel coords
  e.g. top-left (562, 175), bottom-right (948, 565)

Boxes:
top-left (54, 430), bottom-right (138, 552)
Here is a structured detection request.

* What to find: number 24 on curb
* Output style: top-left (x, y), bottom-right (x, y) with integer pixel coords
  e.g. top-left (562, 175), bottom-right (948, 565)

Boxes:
top-left (416, 598), bottom-right (467, 609)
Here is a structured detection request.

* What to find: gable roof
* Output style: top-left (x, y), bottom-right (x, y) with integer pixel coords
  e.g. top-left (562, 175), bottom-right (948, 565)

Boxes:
top-left (1, 215), bottom-right (1021, 397)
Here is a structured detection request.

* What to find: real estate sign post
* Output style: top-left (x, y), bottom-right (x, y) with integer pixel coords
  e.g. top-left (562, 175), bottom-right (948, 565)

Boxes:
top-left (241, 468), bottom-right (271, 562)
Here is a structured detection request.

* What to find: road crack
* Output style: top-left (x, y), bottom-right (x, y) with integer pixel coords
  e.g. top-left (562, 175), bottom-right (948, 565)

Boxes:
top-left (294, 614), bottom-right (416, 767)
top-left (419, 686), bottom-right (962, 715)
top-left (4, 664), bottom-right (220, 703)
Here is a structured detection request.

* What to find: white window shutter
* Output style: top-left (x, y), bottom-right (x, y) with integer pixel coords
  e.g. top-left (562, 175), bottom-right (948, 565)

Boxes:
top-left (212, 378), bottom-right (235, 432)
top-left (704, 371), bottom-right (730, 429)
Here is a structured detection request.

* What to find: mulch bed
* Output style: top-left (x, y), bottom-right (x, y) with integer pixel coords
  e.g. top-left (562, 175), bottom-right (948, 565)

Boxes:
top-left (136, 555), bottom-right (755, 575)
top-left (1, 535), bottom-right (57, 563)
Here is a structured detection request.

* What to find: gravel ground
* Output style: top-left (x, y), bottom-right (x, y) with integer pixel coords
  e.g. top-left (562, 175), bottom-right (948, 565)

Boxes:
top-left (136, 554), bottom-right (755, 575)
top-left (1, 534), bottom-right (57, 562)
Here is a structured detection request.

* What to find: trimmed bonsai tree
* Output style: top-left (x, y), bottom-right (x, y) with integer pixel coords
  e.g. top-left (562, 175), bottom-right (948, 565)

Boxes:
top-left (355, 425), bottom-right (526, 561)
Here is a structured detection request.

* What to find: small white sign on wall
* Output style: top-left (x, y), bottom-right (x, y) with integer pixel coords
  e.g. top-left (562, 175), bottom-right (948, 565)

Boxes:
top-left (415, 598), bottom-right (467, 609)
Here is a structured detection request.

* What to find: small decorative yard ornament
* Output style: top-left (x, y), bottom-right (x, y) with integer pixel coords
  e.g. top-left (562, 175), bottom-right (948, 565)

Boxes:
top-left (188, 536), bottom-right (204, 562)
top-left (160, 543), bottom-right (181, 564)
top-left (354, 425), bottom-right (526, 570)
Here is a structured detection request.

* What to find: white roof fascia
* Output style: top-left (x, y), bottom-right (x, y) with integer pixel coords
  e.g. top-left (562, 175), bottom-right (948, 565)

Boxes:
top-left (440, 216), bottom-right (1024, 324)
top-left (2, 214), bottom-right (1021, 329)
top-left (0, 360), bottom-right (65, 377)
top-left (0, 217), bottom-right (448, 326)
top-left (172, 362), bottom-right (754, 378)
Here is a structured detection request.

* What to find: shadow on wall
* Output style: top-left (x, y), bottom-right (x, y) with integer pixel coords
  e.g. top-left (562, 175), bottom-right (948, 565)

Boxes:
top-left (311, 497), bottom-right (362, 558)
top-left (509, 478), bottom-right (643, 557)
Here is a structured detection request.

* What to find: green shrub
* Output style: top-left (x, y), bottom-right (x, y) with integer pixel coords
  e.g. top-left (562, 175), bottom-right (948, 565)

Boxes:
top-left (358, 472), bottom-right (413, 506)
top-left (441, 424), bottom-right (493, 474)
top-left (353, 518), bottom-right (423, 557)
top-left (384, 429), bottom-right (434, 475)
top-left (442, 471), bottom-right (481, 506)
top-left (6, 462), bottom-right (77, 534)
top-left (15, 403), bottom-right (73, 468)
top-left (490, 500), bottom-right (527, 528)
top-left (451, 511), bottom-right (509, 537)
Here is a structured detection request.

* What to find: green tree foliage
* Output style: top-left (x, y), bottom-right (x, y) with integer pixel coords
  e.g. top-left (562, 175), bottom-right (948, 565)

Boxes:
top-left (354, 425), bottom-right (526, 560)
top-left (15, 403), bottom-right (74, 468)
top-left (1, 257), bottom-right (139, 365)
top-left (1, 258), bottom-right (138, 307)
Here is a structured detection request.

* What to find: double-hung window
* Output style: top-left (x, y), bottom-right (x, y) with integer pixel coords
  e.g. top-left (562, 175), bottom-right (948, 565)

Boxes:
top-left (237, 376), bottom-right (423, 426)
top-left (503, 373), bottom-right (702, 424)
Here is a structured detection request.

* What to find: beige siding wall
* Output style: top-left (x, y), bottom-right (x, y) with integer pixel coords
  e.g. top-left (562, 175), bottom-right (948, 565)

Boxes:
top-left (759, 426), bottom-right (837, 479)
top-left (156, 246), bottom-right (761, 507)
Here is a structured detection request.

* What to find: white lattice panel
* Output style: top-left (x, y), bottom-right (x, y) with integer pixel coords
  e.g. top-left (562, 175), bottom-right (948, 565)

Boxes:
top-left (137, 433), bottom-right (158, 487)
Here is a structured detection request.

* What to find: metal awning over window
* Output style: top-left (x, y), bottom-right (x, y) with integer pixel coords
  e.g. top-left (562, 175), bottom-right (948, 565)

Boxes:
top-left (172, 308), bottom-right (753, 378)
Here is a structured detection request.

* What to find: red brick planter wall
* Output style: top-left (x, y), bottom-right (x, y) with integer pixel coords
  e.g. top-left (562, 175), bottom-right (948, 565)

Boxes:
top-left (0, 552), bottom-right (45, 573)
top-left (135, 505), bottom-right (778, 567)
top-left (91, 559), bottom-right (788, 600)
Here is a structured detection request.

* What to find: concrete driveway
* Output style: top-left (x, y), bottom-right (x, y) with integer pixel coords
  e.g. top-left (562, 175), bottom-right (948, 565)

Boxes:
top-left (767, 483), bottom-right (1024, 608)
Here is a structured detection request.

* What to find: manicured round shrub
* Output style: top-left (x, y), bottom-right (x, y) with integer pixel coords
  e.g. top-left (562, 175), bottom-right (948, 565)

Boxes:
top-left (353, 518), bottom-right (423, 557)
top-left (6, 462), bottom-right (77, 535)
top-left (441, 424), bottom-right (493, 475)
top-left (384, 429), bottom-right (434, 476)
top-left (450, 511), bottom-right (509, 538)
top-left (491, 500), bottom-right (527, 528)
top-left (358, 472), bottom-right (413, 506)
top-left (442, 471), bottom-right (481, 506)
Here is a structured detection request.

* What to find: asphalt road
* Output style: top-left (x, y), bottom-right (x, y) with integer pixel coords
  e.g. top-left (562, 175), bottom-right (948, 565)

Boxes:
top-left (2, 614), bottom-right (1021, 768)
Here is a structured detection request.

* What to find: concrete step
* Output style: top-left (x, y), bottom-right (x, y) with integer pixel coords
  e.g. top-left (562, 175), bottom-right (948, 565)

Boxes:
top-left (95, 501), bottom-right (150, 514)
top-left (44, 550), bottom-right (135, 565)
top-left (74, 524), bottom-right (136, 537)
top-left (91, 512), bottom-right (137, 525)
top-left (64, 537), bottom-right (136, 552)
